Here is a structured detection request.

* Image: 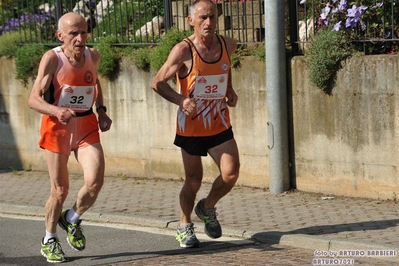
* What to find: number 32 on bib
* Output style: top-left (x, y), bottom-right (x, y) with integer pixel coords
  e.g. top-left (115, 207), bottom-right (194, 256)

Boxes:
top-left (193, 74), bottom-right (228, 100)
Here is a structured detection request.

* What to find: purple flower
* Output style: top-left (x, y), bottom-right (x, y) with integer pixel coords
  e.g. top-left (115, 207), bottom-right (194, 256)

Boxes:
top-left (9, 18), bottom-right (19, 27)
top-left (19, 14), bottom-right (29, 23)
top-left (33, 14), bottom-right (47, 23)
top-left (317, 17), bottom-right (322, 26)
top-left (45, 11), bottom-right (55, 20)
top-left (333, 21), bottom-right (342, 31)
top-left (360, 21), bottom-right (366, 31)
top-left (372, 2), bottom-right (384, 9)
top-left (359, 5), bottom-right (368, 14)
top-left (345, 17), bottom-right (358, 28)
top-left (337, 0), bottom-right (347, 12)
top-left (320, 5), bottom-right (331, 20)
top-left (346, 4), bottom-right (368, 29)
top-left (346, 5), bottom-right (357, 17)
top-left (3, 18), bottom-right (20, 32)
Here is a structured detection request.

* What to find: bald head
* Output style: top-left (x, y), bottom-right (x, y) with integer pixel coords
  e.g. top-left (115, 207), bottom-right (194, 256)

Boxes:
top-left (58, 12), bottom-right (87, 33)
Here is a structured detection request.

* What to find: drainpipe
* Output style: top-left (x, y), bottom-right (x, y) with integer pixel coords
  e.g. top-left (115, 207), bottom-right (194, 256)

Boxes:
top-left (265, 0), bottom-right (290, 194)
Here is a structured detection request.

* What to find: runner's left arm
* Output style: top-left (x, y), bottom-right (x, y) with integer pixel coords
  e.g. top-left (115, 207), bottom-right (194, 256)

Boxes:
top-left (90, 48), bottom-right (112, 132)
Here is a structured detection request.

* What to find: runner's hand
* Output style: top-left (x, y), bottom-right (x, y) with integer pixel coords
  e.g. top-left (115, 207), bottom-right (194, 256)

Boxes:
top-left (58, 108), bottom-right (76, 125)
top-left (226, 86), bottom-right (238, 107)
top-left (98, 113), bottom-right (112, 132)
top-left (181, 98), bottom-right (196, 115)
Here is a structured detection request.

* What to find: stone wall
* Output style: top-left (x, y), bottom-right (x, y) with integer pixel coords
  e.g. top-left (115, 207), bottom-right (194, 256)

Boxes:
top-left (0, 55), bottom-right (398, 199)
top-left (291, 55), bottom-right (398, 199)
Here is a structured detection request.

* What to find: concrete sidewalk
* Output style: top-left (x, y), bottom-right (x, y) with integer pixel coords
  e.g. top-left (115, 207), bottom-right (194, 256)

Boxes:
top-left (0, 170), bottom-right (398, 263)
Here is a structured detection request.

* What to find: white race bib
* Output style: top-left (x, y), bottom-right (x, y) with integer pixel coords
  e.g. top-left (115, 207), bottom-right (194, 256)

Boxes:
top-left (193, 74), bottom-right (228, 100)
top-left (58, 84), bottom-right (95, 110)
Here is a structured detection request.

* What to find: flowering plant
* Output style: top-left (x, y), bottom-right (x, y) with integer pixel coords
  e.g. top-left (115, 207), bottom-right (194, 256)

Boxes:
top-left (300, 0), bottom-right (398, 54)
top-left (1, 0), bottom-right (97, 37)
top-left (301, 0), bottom-right (398, 93)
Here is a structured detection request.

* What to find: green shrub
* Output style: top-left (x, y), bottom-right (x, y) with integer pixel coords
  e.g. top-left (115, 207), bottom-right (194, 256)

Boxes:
top-left (306, 29), bottom-right (355, 94)
top-left (0, 32), bottom-right (23, 58)
top-left (231, 49), bottom-right (242, 68)
top-left (149, 27), bottom-right (190, 71)
top-left (15, 44), bottom-right (47, 86)
top-left (94, 36), bottom-right (120, 78)
top-left (248, 45), bottom-right (266, 62)
top-left (125, 46), bottom-right (152, 71)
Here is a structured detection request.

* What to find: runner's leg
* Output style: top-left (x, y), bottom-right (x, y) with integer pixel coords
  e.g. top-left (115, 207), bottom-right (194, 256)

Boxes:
top-left (179, 149), bottom-right (203, 225)
top-left (205, 138), bottom-right (240, 209)
top-left (73, 142), bottom-right (105, 214)
top-left (44, 150), bottom-right (70, 234)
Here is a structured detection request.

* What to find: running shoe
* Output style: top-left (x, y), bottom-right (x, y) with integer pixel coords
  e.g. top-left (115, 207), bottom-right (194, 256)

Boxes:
top-left (194, 198), bottom-right (222, 238)
top-left (40, 237), bottom-right (68, 263)
top-left (58, 210), bottom-right (86, 251)
top-left (175, 223), bottom-right (200, 248)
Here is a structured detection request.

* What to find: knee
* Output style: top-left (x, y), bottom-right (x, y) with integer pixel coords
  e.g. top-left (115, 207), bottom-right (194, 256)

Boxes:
top-left (51, 185), bottom-right (69, 203)
top-left (225, 173), bottom-right (239, 184)
top-left (87, 180), bottom-right (103, 196)
top-left (224, 161), bottom-right (240, 183)
top-left (184, 174), bottom-right (202, 193)
top-left (87, 183), bottom-right (102, 196)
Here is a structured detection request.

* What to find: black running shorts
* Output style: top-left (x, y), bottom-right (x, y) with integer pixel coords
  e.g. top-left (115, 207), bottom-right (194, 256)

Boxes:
top-left (174, 127), bottom-right (234, 156)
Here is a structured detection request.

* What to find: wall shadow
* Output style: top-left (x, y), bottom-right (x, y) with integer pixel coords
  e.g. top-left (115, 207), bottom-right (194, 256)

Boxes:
top-left (286, 55), bottom-right (297, 189)
top-left (0, 92), bottom-right (23, 170)
top-left (251, 218), bottom-right (399, 245)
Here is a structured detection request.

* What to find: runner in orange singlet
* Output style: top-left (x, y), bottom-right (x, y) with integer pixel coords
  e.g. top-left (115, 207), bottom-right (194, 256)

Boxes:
top-left (152, 0), bottom-right (240, 248)
top-left (28, 12), bottom-right (112, 263)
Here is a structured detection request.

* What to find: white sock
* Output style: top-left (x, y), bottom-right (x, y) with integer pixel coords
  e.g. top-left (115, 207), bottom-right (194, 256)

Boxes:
top-left (66, 208), bottom-right (80, 224)
top-left (44, 230), bottom-right (58, 243)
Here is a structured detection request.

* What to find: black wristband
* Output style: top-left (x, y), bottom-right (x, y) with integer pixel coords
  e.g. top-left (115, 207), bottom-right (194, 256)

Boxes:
top-left (96, 105), bottom-right (107, 113)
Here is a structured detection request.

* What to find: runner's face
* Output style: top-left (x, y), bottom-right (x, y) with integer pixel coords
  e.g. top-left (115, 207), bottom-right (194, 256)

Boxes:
top-left (58, 19), bottom-right (88, 55)
top-left (189, 1), bottom-right (217, 37)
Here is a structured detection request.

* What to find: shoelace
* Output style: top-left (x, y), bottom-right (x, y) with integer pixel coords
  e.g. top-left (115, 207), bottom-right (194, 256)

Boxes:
top-left (185, 225), bottom-right (196, 236)
top-left (206, 208), bottom-right (219, 227)
top-left (49, 241), bottom-right (64, 254)
top-left (70, 225), bottom-right (84, 239)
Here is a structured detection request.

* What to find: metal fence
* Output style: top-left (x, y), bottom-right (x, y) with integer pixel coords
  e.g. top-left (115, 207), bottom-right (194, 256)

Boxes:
top-left (0, 0), bottom-right (398, 52)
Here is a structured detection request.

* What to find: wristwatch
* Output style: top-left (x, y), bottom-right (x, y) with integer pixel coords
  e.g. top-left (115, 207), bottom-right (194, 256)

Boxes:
top-left (96, 105), bottom-right (107, 113)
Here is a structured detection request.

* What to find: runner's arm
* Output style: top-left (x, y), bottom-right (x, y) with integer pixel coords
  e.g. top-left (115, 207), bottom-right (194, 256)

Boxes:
top-left (28, 50), bottom-right (76, 124)
top-left (90, 48), bottom-right (112, 132)
top-left (151, 41), bottom-right (196, 115)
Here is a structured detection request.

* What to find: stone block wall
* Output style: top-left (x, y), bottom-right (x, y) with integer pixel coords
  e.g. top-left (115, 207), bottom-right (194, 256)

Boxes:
top-left (1, 55), bottom-right (398, 200)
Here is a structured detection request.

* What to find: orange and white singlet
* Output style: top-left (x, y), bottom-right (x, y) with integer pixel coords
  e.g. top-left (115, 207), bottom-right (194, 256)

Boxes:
top-left (51, 46), bottom-right (98, 111)
top-left (176, 35), bottom-right (232, 137)
top-left (38, 47), bottom-right (100, 155)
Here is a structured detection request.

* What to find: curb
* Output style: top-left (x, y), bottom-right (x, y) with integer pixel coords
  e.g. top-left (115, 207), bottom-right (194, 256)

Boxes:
top-left (1, 203), bottom-right (398, 263)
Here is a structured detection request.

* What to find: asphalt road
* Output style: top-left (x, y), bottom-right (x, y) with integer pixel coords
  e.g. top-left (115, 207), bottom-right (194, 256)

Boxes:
top-left (0, 215), bottom-right (256, 266)
top-left (0, 215), bottom-right (391, 266)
